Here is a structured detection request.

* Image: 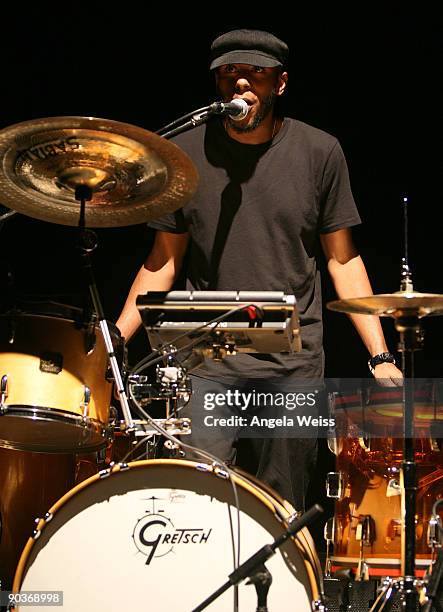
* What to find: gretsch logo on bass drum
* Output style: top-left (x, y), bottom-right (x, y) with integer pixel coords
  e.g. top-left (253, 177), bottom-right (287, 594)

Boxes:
top-left (132, 496), bottom-right (212, 565)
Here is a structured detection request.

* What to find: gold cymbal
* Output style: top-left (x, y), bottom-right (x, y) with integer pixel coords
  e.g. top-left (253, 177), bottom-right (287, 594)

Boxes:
top-left (0, 116), bottom-right (199, 227)
top-left (327, 292), bottom-right (443, 318)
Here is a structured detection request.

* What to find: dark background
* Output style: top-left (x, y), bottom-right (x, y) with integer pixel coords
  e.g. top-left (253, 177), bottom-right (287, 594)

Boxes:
top-left (0, 8), bottom-right (441, 551)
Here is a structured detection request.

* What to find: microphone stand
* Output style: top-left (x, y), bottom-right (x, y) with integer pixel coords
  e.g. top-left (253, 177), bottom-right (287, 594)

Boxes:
top-left (0, 208), bottom-right (17, 224)
top-left (155, 106), bottom-right (212, 137)
top-left (156, 101), bottom-right (245, 140)
top-left (158, 108), bottom-right (212, 140)
top-left (191, 504), bottom-right (324, 612)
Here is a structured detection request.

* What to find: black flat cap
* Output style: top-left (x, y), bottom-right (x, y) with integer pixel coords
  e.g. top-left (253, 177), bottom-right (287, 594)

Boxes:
top-left (210, 29), bottom-right (289, 70)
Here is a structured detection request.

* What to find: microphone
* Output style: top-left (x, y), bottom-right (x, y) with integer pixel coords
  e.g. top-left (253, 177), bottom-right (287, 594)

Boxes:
top-left (209, 99), bottom-right (249, 121)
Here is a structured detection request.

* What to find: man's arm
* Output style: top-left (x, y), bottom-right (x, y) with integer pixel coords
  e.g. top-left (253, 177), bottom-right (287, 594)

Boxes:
top-left (320, 227), bottom-right (402, 383)
top-left (116, 230), bottom-right (189, 341)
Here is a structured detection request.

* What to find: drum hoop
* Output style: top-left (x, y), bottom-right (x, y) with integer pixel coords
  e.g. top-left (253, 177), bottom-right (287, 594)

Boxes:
top-left (0, 408), bottom-right (108, 453)
top-left (13, 458), bottom-right (320, 601)
top-left (2, 405), bottom-right (109, 424)
top-left (3, 405), bottom-right (106, 423)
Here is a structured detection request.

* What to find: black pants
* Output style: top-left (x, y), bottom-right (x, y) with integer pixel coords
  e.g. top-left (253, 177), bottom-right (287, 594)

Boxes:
top-left (180, 375), bottom-right (318, 511)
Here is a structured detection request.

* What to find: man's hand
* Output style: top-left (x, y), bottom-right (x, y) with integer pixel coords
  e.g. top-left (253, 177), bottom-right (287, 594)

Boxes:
top-left (372, 362), bottom-right (404, 387)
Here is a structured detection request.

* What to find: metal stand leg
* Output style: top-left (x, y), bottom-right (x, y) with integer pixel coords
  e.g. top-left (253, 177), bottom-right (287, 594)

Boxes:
top-left (369, 578), bottom-right (402, 612)
top-left (247, 564), bottom-right (272, 612)
top-left (396, 316), bottom-right (423, 612)
top-left (75, 185), bottom-right (134, 431)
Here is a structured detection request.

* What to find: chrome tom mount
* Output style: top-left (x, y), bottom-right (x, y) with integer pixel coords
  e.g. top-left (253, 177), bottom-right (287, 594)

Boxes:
top-left (127, 345), bottom-right (193, 452)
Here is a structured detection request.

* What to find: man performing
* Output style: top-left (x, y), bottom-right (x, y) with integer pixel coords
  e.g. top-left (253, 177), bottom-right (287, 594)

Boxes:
top-left (116, 29), bottom-right (402, 509)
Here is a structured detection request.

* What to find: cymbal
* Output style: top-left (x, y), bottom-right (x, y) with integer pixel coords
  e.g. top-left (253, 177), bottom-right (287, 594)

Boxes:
top-left (0, 116), bottom-right (199, 227)
top-left (327, 291), bottom-right (443, 318)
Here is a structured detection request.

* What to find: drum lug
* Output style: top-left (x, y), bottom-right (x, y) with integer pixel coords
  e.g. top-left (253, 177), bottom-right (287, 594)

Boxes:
top-left (430, 437), bottom-right (441, 452)
top-left (98, 466), bottom-right (113, 479)
top-left (386, 477), bottom-right (401, 497)
top-left (326, 471), bottom-right (345, 500)
top-left (212, 463), bottom-right (229, 479)
top-left (427, 514), bottom-right (443, 549)
top-left (32, 517), bottom-right (42, 540)
top-left (0, 374), bottom-right (8, 412)
top-left (327, 435), bottom-right (343, 457)
top-left (195, 462), bottom-right (229, 479)
top-left (323, 517), bottom-right (335, 578)
top-left (356, 515), bottom-right (375, 547)
top-left (312, 600), bottom-right (326, 611)
top-left (196, 463), bottom-right (212, 472)
top-left (81, 385), bottom-right (91, 417)
top-left (358, 436), bottom-right (371, 452)
top-left (327, 391), bottom-right (348, 456)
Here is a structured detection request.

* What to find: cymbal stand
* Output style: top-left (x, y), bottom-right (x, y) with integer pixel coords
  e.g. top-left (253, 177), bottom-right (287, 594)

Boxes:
top-left (75, 184), bottom-right (134, 431)
top-left (397, 197), bottom-right (421, 611)
top-left (372, 197), bottom-right (423, 612)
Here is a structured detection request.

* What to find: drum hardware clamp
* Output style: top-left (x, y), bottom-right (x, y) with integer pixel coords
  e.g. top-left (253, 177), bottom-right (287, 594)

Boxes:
top-left (0, 375), bottom-right (8, 411)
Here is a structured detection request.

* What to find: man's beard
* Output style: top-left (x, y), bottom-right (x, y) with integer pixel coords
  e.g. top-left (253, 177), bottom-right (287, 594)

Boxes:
top-left (227, 90), bottom-right (277, 133)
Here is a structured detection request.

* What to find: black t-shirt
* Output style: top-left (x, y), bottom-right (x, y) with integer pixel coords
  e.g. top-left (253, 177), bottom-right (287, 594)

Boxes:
top-left (150, 117), bottom-right (361, 381)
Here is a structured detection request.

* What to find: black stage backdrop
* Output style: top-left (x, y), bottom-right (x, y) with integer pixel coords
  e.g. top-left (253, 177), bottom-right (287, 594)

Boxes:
top-left (0, 8), bottom-right (441, 549)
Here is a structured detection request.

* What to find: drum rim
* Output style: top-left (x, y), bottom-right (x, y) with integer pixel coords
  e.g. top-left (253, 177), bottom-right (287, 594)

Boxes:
top-left (1, 404), bottom-right (109, 426)
top-left (232, 465), bottom-right (324, 592)
top-left (13, 458), bottom-right (321, 602)
top-left (0, 407), bottom-right (109, 452)
top-left (331, 554), bottom-right (434, 567)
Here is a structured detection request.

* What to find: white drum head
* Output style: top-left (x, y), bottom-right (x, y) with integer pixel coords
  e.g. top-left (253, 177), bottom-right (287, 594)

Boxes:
top-left (15, 460), bottom-right (318, 611)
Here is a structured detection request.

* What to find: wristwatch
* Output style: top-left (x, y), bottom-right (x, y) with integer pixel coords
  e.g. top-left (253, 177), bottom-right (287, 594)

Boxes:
top-left (368, 352), bottom-right (396, 374)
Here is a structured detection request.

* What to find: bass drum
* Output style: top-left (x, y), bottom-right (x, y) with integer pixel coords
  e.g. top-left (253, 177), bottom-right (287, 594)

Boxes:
top-left (0, 446), bottom-right (101, 591)
top-left (13, 459), bottom-right (323, 611)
